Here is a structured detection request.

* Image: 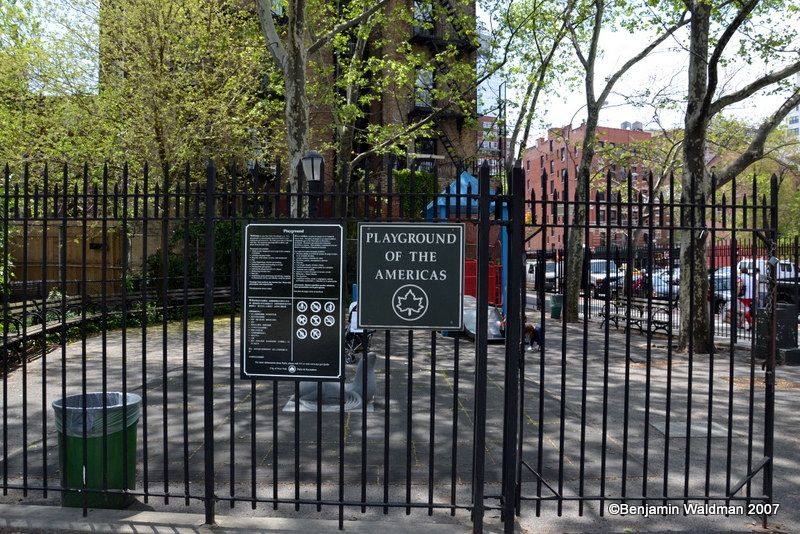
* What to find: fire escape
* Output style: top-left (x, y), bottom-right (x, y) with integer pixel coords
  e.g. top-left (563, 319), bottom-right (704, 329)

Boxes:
top-left (409, 0), bottom-right (477, 171)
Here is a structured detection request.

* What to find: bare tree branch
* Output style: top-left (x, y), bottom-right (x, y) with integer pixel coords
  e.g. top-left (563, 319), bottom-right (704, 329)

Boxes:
top-left (700, 0), bottom-right (759, 116)
top-left (597, 12), bottom-right (689, 106)
top-left (709, 60), bottom-right (800, 117)
top-left (716, 89), bottom-right (800, 186)
top-left (569, 24), bottom-right (589, 69)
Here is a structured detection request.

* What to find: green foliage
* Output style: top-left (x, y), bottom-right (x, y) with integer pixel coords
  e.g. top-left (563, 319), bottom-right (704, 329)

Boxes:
top-left (393, 168), bottom-right (437, 218)
top-left (0, 0), bottom-right (285, 166)
top-left (135, 220), bottom-right (242, 292)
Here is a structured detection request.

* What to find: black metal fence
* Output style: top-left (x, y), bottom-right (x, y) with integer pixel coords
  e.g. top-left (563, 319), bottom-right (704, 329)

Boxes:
top-left (517, 167), bottom-right (783, 530)
top-left (0, 160), bottom-right (787, 533)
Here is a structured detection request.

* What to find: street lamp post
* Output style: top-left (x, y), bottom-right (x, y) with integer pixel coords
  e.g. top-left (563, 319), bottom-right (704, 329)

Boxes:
top-left (302, 150), bottom-right (324, 217)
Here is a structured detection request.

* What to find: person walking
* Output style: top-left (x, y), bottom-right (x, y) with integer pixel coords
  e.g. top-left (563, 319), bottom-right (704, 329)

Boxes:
top-left (738, 266), bottom-right (754, 330)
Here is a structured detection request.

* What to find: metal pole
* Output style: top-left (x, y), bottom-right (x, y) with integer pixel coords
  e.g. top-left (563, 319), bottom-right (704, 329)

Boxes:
top-left (471, 162), bottom-right (491, 533)
top-left (203, 160), bottom-right (217, 524)
top-left (762, 173), bottom-right (778, 523)
top-left (501, 164), bottom-right (524, 533)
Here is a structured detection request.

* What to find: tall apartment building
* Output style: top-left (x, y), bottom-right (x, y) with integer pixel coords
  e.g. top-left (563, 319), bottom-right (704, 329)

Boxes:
top-left (475, 115), bottom-right (508, 177)
top-left (523, 122), bottom-right (656, 252)
top-left (787, 74), bottom-right (800, 138)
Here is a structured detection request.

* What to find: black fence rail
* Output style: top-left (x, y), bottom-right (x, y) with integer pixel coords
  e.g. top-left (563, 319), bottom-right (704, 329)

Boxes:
top-left (0, 160), bottom-right (787, 534)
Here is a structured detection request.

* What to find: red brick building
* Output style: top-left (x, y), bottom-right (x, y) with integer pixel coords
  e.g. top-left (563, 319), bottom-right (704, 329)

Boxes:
top-left (523, 122), bottom-right (660, 252)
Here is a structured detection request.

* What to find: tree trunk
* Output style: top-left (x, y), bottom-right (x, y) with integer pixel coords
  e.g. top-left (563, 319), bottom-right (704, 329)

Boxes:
top-left (505, 81), bottom-right (535, 174)
top-left (285, 0), bottom-right (309, 218)
top-left (563, 106), bottom-right (599, 322)
top-left (678, 3), bottom-right (712, 353)
top-left (336, 124), bottom-right (355, 216)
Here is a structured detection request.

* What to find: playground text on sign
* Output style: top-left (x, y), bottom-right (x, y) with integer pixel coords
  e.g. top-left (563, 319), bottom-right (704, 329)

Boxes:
top-left (357, 223), bottom-right (464, 330)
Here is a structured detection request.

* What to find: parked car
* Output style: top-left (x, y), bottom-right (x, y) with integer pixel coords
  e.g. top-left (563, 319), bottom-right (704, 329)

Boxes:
top-left (629, 268), bottom-right (680, 299)
top-left (586, 259), bottom-right (621, 297)
top-left (526, 260), bottom-right (557, 291)
top-left (547, 259), bottom-right (621, 297)
top-left (707, 266), bottom-right (734, 314)
top-left (650, 269), bottom-right (680, 300)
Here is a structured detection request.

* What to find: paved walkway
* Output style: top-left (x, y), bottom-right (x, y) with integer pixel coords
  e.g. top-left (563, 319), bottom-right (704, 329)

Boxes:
top-left (1, 312), bottom-right (798, 532)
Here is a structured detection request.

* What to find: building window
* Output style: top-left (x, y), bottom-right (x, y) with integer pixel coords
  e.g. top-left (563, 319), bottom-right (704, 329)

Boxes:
top-left (790, 116), bottom-right (799, 125)
top-left (416, 137), bottom-right (436, 155)
top-left (560, 147), bottom-right (565, 161)
top-left (549, 140), bottom-right (553, 152)
top-left (549, 160), bottom-right (554, 173)
top-left (540, 155), bottom-right (544, 168)
top-left (415, 69), bottom-right (434, 107)
top-left (414, 137), bottom-right (437, 175)
top-left (526, 160), bottom-right (530, 170)
top-left (791, 128), bottom-right (800, 135)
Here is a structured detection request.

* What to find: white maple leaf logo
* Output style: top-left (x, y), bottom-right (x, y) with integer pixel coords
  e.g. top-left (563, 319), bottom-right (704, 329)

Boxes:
top-left (396, 289), bottom-right (425, 317)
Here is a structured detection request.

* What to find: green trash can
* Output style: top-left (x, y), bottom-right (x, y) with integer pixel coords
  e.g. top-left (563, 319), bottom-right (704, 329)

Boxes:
top-left (53, 392), bottom-right (141, 508)
top-left (550, 294), bottom-right (563, 319)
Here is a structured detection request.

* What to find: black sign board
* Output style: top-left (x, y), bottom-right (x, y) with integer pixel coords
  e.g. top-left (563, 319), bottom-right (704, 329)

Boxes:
top-left (357, 223), bottom-right (464, 330)
top-left (241, 223), bottom-right (344, 380)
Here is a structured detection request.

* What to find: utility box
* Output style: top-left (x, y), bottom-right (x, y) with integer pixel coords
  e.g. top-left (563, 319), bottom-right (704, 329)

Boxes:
top-left (755, 304), bottom-right (800, 365)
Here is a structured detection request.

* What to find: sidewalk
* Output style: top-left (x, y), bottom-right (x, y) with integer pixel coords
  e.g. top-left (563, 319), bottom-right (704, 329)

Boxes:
top-left (0, 503), bottom-right (487, 534)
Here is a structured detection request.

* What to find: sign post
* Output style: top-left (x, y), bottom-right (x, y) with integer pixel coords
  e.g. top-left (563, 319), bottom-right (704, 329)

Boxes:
top-left (241, 223), bottom-right (344, 380)
top-left (357, 223), bottom-right (464, 330)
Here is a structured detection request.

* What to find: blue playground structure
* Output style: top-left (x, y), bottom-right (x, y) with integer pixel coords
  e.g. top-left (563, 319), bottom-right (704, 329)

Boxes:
top-left (425, 171), bottom-right (511, 319)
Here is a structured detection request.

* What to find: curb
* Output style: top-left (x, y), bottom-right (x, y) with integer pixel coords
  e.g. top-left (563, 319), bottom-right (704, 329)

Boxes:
top-left (0, 503), bottom-right (477, 534)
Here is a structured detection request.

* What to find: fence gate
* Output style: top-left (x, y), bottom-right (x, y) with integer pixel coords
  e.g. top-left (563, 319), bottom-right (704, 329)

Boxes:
top-left (506, 169), bottom-right (780, 532)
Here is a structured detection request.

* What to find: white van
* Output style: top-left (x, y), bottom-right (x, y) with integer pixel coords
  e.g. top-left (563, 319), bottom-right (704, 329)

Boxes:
top-left (736, 258), bottom-right (797, 280)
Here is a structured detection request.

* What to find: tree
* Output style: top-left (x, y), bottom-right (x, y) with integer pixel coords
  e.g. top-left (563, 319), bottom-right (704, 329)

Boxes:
top-left (678, 0), bottom-right (800, 352)
top-left (561, 0), bottom-right (689, 322)
top-left (0, 0), bottom-right (278, 169)
top-left (256, 0), bottom-right (530, 217)
top-left (98, 0), bottom-right (278, 169)
top-left (255, 0), bottom-right (393, 216)
top-left (499, 0), bottom-right (577, 173)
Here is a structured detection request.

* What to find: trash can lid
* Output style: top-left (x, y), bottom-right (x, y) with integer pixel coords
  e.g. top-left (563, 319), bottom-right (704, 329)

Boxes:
top-left (52, 392), bottom-right (142, 411)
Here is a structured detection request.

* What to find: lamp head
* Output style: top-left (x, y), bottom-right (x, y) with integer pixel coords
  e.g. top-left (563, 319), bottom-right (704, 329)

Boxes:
top-left (302, 150), bottom-right (324, 182)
